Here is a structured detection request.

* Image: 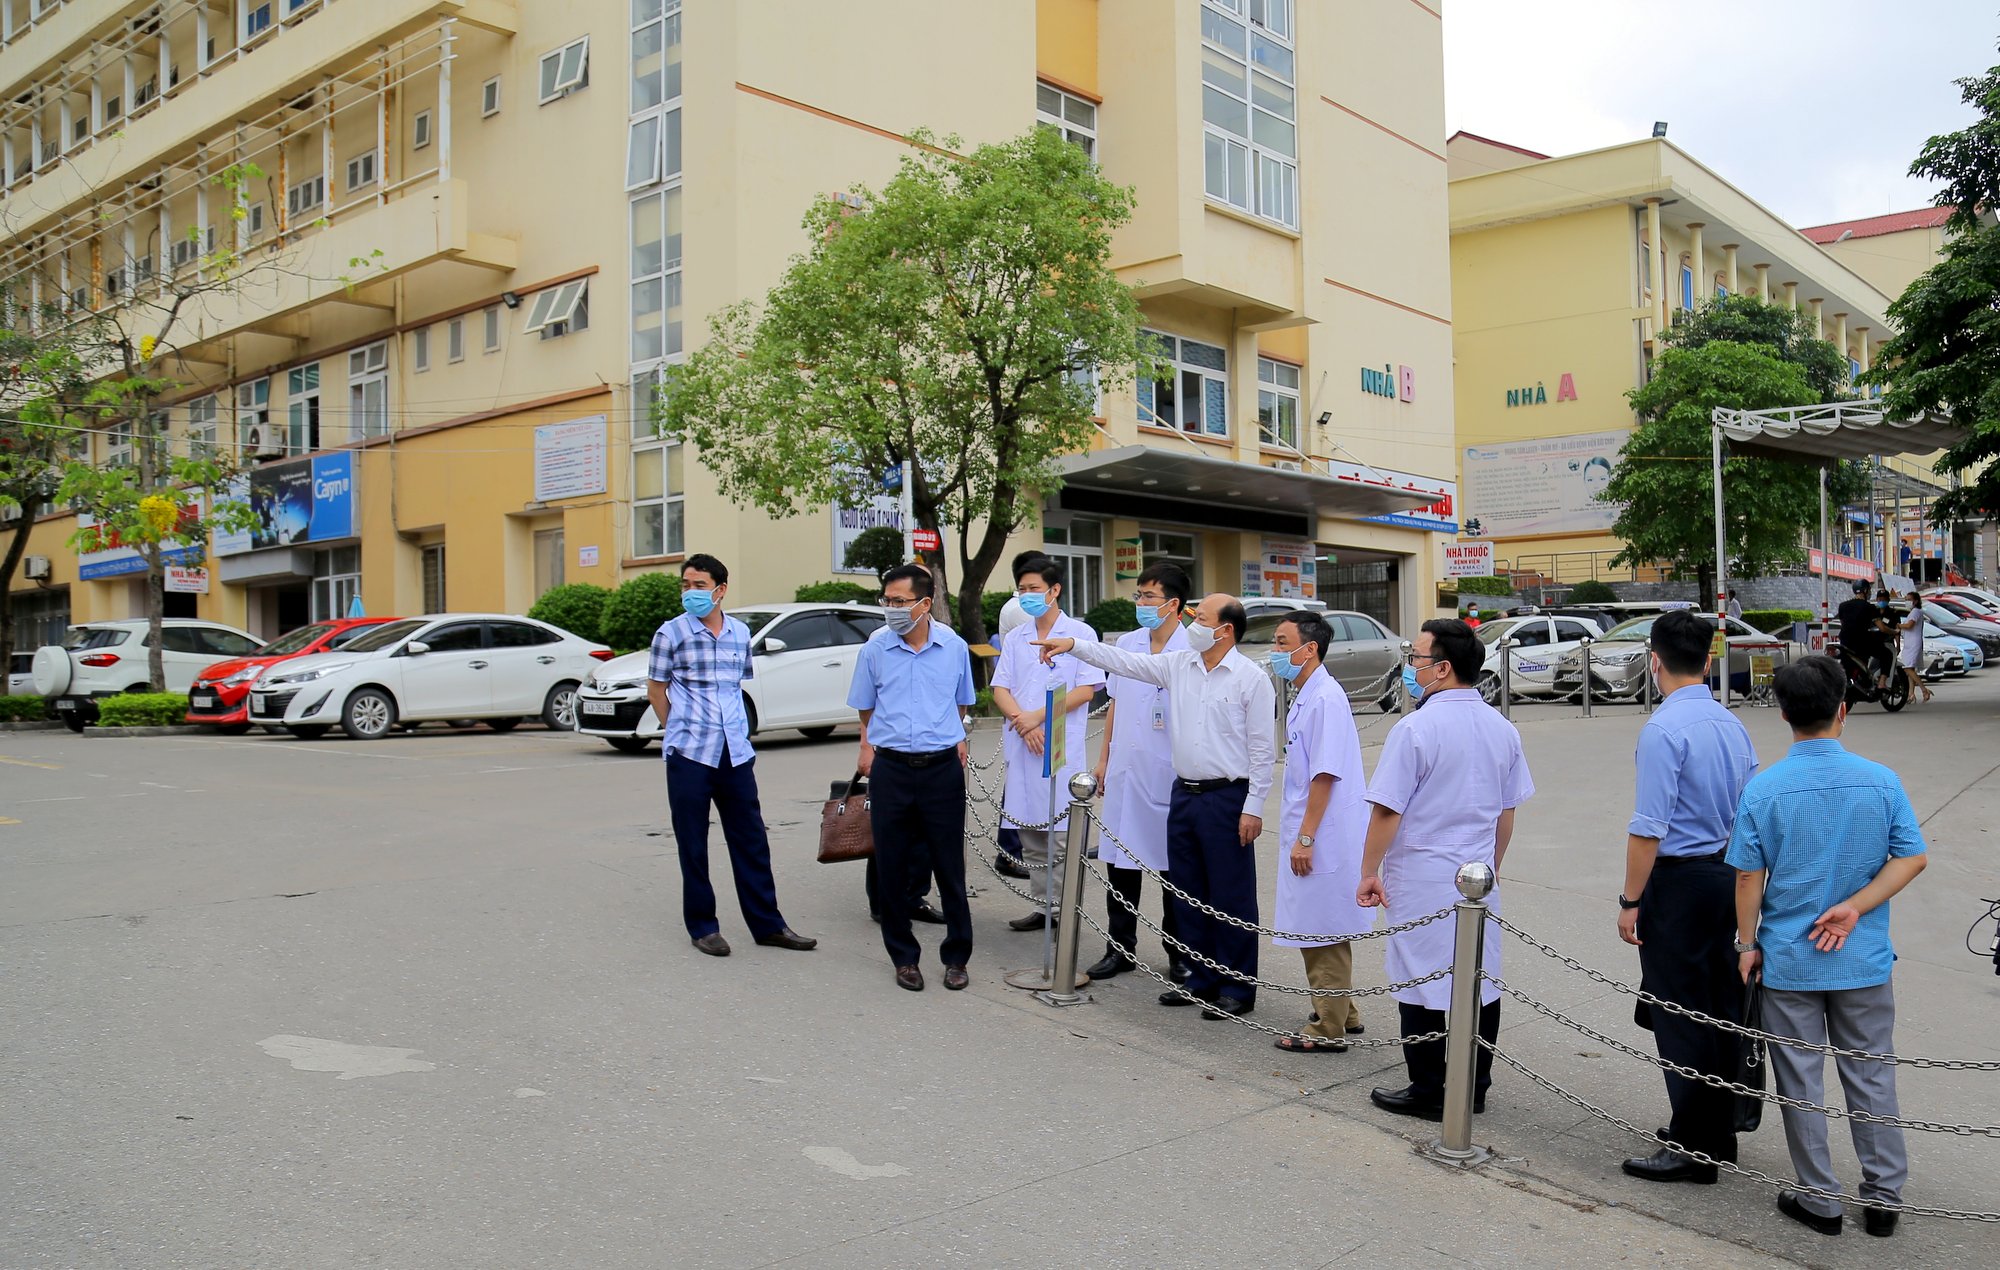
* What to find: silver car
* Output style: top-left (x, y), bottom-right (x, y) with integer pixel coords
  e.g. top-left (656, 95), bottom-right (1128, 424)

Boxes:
top-left (1555, 613), bottom-right (1802, 699)
top-left (1239, 608), bottom-right (1403, 705)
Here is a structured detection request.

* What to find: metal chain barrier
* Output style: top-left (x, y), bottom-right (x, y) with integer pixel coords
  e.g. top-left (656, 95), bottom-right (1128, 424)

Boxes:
top-left (1491, 912), bottom-right (2000, 1070)
top-left (1481, 1041), bottom-right (2000, 1222)
top-left (1483, 973), bottom-right (2000, 1138)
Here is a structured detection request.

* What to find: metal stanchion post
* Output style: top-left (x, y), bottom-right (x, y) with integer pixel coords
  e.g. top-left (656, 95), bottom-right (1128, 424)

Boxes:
top-left (1579, 636), bottom-right (1594, 718)
top-left (1397, 639), bottom-right (1413, 713)
top-left (1035, 771), bottom-right (1098, 1007)
top-left (1497, 638), bottom-right (1513, 720)
top-left (1641, 638), bottom-right (1655, 714)
top-left (1428, 862), bottom-right (1495, 1167)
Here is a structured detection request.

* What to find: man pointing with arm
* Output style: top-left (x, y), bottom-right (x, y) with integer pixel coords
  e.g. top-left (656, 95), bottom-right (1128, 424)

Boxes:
top-left (1037, 593), bottom-right (1274, 1018)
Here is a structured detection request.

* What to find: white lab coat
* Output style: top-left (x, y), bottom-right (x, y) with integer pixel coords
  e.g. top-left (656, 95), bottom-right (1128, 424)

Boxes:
top-left (1272, 669), bottom-right (1372, 948)
top-left (1098, 625), bottom-right (1189, 870)
top-left (992, 613), bottom-right (1104, 832)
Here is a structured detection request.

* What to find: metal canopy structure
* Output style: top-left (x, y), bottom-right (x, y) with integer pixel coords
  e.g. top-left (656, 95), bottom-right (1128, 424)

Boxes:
top-left (1058, 445), bottom-right (1443, 524)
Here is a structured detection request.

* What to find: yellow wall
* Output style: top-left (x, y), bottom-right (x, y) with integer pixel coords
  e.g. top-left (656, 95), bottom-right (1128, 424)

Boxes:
top-left (1035, 0), bottom-right (1099, 98)
top-left (1817, 225), bottom-right (1943, 308)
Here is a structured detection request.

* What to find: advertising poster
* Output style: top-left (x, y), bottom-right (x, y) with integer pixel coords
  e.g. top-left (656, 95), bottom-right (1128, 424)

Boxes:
top-left (1461, 430), bottom-right (1627, 538)
top-left (249, 461), bottom-right (313, 550)
top-left (76, 512), bottom-right (201, 579)
top-left (1260, 538), bottom-right (1317, 599)
top-left (217, 453), bottom-right (359, 556)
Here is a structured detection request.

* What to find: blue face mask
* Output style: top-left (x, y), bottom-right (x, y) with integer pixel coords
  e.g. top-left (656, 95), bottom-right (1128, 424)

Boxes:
top-left (1018, 592), bottom-right (1050, 618)
top-left (682, 589), bottom-right (717, 619)
top-left (1268, 649), bottom-right (1305, 683)
top-left (1135, 603), bottom-right (1171, 630)
top-left (1402, 664), bottom-right (1424, 702)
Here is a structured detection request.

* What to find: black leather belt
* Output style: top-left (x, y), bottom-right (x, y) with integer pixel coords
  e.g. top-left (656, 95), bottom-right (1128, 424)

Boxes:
top-left (1656, 849), bottom-right (1727, 866)
top-left (876, 746), bottom-right (956, 768)
top-left (1177, 777), bottom-right (1247, 794)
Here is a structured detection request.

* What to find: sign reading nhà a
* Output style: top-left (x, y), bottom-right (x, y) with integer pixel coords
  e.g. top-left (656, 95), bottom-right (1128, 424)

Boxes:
top-left (1442, 541), bottom-right (1494, 579)
top-left (1505, 373), bottom-right (1579, 408)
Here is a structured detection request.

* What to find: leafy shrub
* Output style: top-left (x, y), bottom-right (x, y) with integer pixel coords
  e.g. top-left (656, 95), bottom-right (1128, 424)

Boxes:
top-left (981, 591), bottom-right (1012, 631)
top-left (1455, 576), bottom-right (1516, 597)
top-left (795, 581), bottom-right (879, 605)
top-left (1565, 580), bottom-right (1619, 604)
top-left (600, 572), bottom-right (684, 653)
top-left (0, 695), bottom-right (49, 722)
top-left (840, 526), bottom-right (906, 578)
top-left (527, 582), bottom-right (612, 646)
top-left (970, 686), bottom-right (998, 717)
top-left (94, 693), bottom-right (194, 728)
top-left (1742, 608), bottom-right (1813, 636)
top-left (1083, 597), bottom-right (1138, 636)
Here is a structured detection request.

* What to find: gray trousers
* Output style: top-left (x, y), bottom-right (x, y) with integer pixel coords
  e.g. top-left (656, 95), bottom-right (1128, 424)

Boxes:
top-left (1762, 981), bottom-right (1908, 1218)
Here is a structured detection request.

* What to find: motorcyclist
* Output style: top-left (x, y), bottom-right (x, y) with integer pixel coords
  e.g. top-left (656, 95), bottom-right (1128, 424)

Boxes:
top-left (1836, 580), bottom-right (1894, 689)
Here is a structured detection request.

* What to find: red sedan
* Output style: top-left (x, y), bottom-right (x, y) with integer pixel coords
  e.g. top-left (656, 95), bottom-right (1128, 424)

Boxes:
top-left (186, 618), bottom-right (401, 732)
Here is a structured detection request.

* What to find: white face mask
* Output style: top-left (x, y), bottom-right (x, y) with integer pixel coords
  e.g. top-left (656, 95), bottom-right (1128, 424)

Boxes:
top-left (1185, 621), bottom-right (1220, 653)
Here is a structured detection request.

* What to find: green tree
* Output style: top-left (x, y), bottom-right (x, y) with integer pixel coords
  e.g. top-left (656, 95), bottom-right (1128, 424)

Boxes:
top-left (655, 127), bottom-right (1151, 643)
top-left (841, 525), bottom-right (907, 579)
top-left (0, 310), bottom-right (91, 675)
top-left (1866, 56), bottom-right (2000, 524)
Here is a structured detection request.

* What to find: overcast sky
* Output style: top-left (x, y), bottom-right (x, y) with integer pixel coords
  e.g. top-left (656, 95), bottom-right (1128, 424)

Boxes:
top-left (1442, 0), bottom-right (1994, 228)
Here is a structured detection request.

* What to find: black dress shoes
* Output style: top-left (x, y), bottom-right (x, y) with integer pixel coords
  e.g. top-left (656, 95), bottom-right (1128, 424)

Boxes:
top-left (943, 964), bottom-right (969, 991)
top-left (1864, 1208), bottom-right (1897, 1237)
top-left (1368, 1085), bottom-right (1488, 1120)
top-left (1084, 951), bottom-right (1134, 978)
top-left (1776, 1192), bottom-right (1844, 1236)
top-left (692, 933), bottom-right (731, 957)
top-left (910, 901), bottom-right (947, 925)
top-left (994, 851), bottom-right (1030, 879)
top-left (1160, 988), bottom-right (1214, 1007)
top-left (1168, 960), bottom-right (1193, 984)
top-left (894, 965), bottom-right (925, 992)
top-left (1621, 1147), bottom-right (1718, 1185)
top-left (754, 928), bottom-right (818, 951)
top-left (1008, 911), bottom-right (1049, 932)
top-left (1201, 995), bottom-right (1254, 1019)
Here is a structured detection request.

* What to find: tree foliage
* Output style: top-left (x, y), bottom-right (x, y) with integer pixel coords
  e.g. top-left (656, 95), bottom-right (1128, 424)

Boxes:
top-left (1867, 56), bottom-right (2000, 523)
top-left (1605, 297), bottom-right (1868, 599)
top-left (655, 127), bottom-right (1150, 642)
top-left (840, 525), bottom-right (907, 579)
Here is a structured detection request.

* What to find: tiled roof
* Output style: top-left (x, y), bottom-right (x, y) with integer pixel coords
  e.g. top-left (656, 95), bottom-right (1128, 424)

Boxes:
top-left (1445, 130), bottom-right (1549, 160)
top-left (1801, 207), bottom-right (1951, 243)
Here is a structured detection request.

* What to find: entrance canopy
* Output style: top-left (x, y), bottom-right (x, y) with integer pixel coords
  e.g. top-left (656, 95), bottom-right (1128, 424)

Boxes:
top-left (1712, 403), bottom-right (1965, 463)
top-left (1059, 445), bottom-right (1446, 527)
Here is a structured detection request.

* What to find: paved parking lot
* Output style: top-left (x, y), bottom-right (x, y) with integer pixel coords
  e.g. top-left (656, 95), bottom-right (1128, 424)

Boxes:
top-left (4, 685), bottom-right (1998, 1268)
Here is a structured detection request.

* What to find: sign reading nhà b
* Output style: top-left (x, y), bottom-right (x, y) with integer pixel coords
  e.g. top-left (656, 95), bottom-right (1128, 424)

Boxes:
top-left (1442, 541), bottom-right (1494, 579)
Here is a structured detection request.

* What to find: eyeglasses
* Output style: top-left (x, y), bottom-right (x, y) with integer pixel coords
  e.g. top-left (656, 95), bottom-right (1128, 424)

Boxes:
top-left (1132, 592), bottom-right (1170, 604)
top-left (1407, 652), bottom-right (1446, 664)
top-left (879, 596), bottom-right (926, 609)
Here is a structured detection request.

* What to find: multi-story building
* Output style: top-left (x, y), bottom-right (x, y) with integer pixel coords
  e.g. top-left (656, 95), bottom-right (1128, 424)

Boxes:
top-left (1447, 131), bottom-right (1900, 588)
top-left (3, 0), bottom-right (1462, 647)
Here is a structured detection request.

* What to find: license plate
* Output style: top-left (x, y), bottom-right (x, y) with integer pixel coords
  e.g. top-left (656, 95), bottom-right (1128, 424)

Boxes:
top-left (192, 693), bottom-right (217, 709)
top-left (55, 698), bottom-right (76, 711)
top-left (581, 699), bottom-right (616, 715)
top-left (250, 696), bottom-right (270, 713)
top-left (1517, 661), bottom-right (1547, 673)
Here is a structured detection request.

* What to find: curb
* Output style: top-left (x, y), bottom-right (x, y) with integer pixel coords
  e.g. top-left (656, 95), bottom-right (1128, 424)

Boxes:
top-left (0, 720), bottom-right (65, 731)
top-left (81, 726), bottom-right (197, 738)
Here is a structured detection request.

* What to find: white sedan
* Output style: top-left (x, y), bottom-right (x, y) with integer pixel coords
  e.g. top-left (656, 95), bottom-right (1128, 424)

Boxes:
top-left (1472, 612), bottom-right (1611, 702)
top-left (574, 602), bottom-right (886, 753)
top-left (247, 614), bottom-right (612, 740)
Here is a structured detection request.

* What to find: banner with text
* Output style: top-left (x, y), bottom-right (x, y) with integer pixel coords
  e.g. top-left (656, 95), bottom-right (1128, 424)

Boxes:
top-left (1462, 430), bottom-right (1626, 538)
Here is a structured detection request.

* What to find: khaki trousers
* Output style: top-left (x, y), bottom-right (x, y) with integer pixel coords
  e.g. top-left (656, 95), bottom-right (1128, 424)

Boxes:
top-left (1302, 942), bottom-right (1361, 1039)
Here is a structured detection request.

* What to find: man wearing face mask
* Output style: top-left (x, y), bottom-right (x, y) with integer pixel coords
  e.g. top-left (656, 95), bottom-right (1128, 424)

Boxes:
top-left (990, 551), bottom-right (1051, 881)
top-left (1269, 612), bottom-right (1371, 1053)
top-left (1358, 618), bottom-right (1533, 1117)
top-left (992, 558), bottom-right (1106, 932)
top-left (1037, 594), bottom-right (1275, 1018)
top-left (648, 554), bottom-right (818, 958)
top-left (1086, 563), bottom-right (1193, 982)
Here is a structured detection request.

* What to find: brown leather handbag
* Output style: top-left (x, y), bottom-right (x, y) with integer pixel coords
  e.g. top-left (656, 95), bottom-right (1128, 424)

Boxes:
top-left (817, 772), bottom-right (874, 863)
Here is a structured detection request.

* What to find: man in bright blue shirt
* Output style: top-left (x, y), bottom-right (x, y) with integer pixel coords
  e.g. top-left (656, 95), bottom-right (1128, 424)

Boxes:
top-left (1729, 654), bottom-right (1928, 1239)
top-left (648, 554), bottom-right (816, 958)
top-left (1617, 610), bottom-right (1760, 1184)
top-left (848, 563), bottom-right (978, 992)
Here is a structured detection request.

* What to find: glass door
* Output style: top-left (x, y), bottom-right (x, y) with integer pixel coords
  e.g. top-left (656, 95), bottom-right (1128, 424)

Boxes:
top-left (1041, 516), bottom-right (1105, 615)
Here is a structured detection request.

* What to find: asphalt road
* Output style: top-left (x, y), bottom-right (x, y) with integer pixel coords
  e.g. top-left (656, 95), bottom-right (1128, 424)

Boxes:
top-left (3, 682), bottom-right (1998, 1268)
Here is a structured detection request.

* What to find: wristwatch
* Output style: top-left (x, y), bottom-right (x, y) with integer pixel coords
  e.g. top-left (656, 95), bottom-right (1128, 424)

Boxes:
top-left (1733, 937), bottom-right (1758, 954)
top-left (1617, 893), bottom-right (1640, 910)
top-left (1296, 835), bottom-right (1315, 847)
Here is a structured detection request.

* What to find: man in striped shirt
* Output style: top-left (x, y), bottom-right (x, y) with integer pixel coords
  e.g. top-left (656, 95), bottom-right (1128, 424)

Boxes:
top-left (648, 554), bottom-right (816, 958)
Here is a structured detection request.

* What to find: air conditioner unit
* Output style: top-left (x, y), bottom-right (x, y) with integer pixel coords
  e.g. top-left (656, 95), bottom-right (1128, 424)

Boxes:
top-left (1272, 459), bottom-right (1302, 472)
top-left (24, 555), bottom-right (51, 580)
top-left (244, 423), bottom-right (283, 458)
top-left (0, 503), bottom-right (21, 524)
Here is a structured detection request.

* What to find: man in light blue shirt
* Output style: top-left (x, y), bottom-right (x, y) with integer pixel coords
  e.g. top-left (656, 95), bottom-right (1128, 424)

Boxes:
top-left (1617, 610), bottom-right (1759, 1184)
top-left (1729, 654), bottom-right (1928, 1239)
top-left (848, 564), bottom-right (978, 993)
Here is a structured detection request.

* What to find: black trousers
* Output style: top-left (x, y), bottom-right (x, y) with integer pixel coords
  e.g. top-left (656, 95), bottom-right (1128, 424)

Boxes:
top-left (1104, 864), bottom-right (1182, 964)
top-left (1400, 998), bottom-right (1501, 1098)
top-left (1166, 781), bottom-right (1258, 1003)
top-left (868, 753), bottom-right (971, 968)
top-left (1637, 853), bottom-right (1741, 1158)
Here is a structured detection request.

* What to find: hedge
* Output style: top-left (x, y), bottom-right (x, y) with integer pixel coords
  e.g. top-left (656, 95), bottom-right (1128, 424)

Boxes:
top-left (526, 582), bottom-right (612, 647)
top-left (1742, 609), bottom-right (1813, 636)
top-left (981, 591), bottom-right (1012, 632)
top-left (1082, 597), bottom-right (1138, 637)
top-left (1565, 580), bottom-right (1619, 604)
top-left (1455, 575), bottom-right (1516, 597)
top-left (600, 573), bottom-right (684, 653)
top-left (795, 581), bottom-right (878, 605)
top-left (0, 694), bottom-right (48, 722)
top-left (94, 693), bottom-right (194, 728)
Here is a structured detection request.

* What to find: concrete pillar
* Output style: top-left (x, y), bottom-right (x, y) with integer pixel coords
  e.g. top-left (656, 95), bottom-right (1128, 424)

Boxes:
top-left (1722, 244), bottom-right (1739, 294)
top-left (1688, 224), bottom-right (1705, 311)
top-left (1645, 199), bottom-right (1666, 344)
top-left (1833, 313), bottom-right (1849, 376)
top-left (1753, 263), bottom-right (1769, 302)
top-left (1808, 298), bottom-right (1824, 339)
top-left (1782, 281), bottom-right (1797, 311)
top-left (1856, 327), bottom-right (1871, 396)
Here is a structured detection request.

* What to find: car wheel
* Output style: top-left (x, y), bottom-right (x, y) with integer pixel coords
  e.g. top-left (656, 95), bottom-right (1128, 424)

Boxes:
top-left (288, 724), bottom-right (331, 740)
top-left (216, 723), bottom-right (253, 736)
top-left (341, 688), bottom-right (398, 740)
top-left (743, 694), bottom-right (759, 736)
top-left (61, 713), bottom-right (86, 733)
top-left (1476, 671), bottom-right (1501, 705)
top-left (542, 681), bottom-right (581, 730)
top-left (261, 725), bottom-right (288, 736)
top-left (607, 735), bottom-right (652, 754)
top-left (799, 725), bottom-right (836, 740)
top-left (487, 717), bottom-right (522, 732)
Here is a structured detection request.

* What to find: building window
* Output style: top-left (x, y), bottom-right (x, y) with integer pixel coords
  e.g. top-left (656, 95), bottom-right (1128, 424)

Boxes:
top-left (347, 341), bottom-right (389, 439)
top-left (483, 306), bottom-right (501, 353)
top-left (421, 544), bottom-right (446, 613)
top-left (105, 417), bottom-right (133, 467)
top-left (481, 76), bottom-right (502, 117)
top-left (523, 280), bottom-right (588, 337)
top-left (1200, 0), bottom-right (1297, 229)
top-left (237, 377), bottom-right (271, 453)
top-left (633, 441), bottom-right (684, 559)
top-left (625, 109), bottom-right (683, 190)
top-left (1036, 82), bottom-right (1097, 160)
top-left (447, 317), bottom-right (465, 362)
top-left (413, 326), bottom-right (430, 372)
top-left (1140, 529), bottom-right (1200, 580)
top-left (344, 150), bottom-right (377, 192)
top-left (286, 174), bottom-right (325, 221)
top-left (630, 188), bottom-right (683, 363)
top-left (313, 546), bottom-right (361, 623)
top-left (285, 363), bottom-right (321, 455)
top-left (1137, 329), bottom-right (1229, 438)
top-left (1680, 264), bottom-right (1693, 311)
top-left (246, 202), bottom-right (267, 238)
top-left (1257, 356), bottom-right (1300, 449)
top-left (187, 394), bottom-right (220, 455)
top-left (539, 37), bottom-right (590, 104)
top-left (244, 2), bottom-right (274, 41)
top-left (632, 0), bottom-right (683, 112)
top-left (413, 110), bottom-right (433, 150)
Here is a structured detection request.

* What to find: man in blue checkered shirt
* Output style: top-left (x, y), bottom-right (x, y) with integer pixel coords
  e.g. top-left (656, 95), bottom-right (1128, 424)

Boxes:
top-left (647, 554), bottom-right (816, 958)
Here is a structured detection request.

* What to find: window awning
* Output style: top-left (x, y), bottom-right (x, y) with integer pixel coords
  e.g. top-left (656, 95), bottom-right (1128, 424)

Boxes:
top-left (1057, 445), bottom-right (1448, 524)
top-left (1711, 403), bottom-right (1966, 463)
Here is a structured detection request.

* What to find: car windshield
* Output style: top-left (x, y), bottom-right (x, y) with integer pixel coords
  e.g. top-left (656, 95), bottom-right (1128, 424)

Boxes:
top-left (1475, 620), bottom-right (1522, 646)
top-left (1238, 613), bottom-right (1288, 645)
top-left (63, 627), bottom-right (130, 650)
top-left (256, 623), bottom-right (337, 656)
top-left (341, 619), bottom-right (428, 653)
top-left (731, 610), bottom-right (780, 636)
top-left (1602, 616), bottom-right (1657, 641)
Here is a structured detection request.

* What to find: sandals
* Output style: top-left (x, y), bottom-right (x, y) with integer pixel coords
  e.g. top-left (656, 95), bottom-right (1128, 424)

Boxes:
top-left (1274, 1035), bottom-right (1349, 1054)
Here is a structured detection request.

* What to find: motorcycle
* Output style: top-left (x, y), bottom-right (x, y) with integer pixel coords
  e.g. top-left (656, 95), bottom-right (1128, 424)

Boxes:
top-left (1828, 639), bottom-right (1909, 713)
